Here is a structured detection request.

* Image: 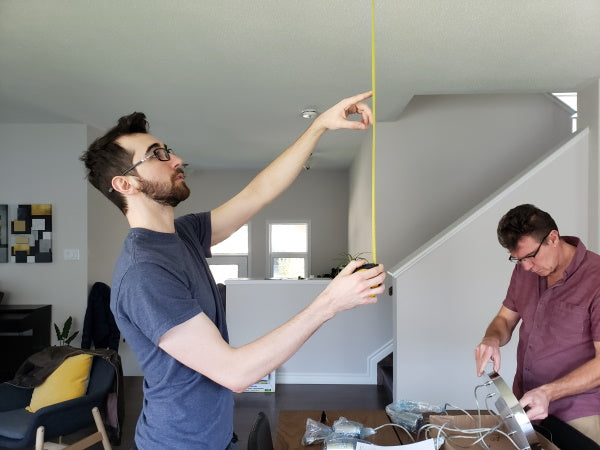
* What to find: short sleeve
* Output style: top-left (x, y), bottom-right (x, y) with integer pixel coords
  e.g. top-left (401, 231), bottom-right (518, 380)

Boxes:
top-left (114, 262), bottom-right (203, 344)
top-left (175, 212), bottom-right (213, 257)
top-left (502, 266), bottom-right (520, 313)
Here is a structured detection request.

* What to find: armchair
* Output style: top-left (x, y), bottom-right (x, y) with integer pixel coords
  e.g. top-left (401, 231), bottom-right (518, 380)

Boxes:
top-left (0, 356), bottom-right (114, 449)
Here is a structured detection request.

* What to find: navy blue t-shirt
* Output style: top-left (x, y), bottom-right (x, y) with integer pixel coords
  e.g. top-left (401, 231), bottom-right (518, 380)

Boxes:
top-left (111, 212), bottom-right (233, 449)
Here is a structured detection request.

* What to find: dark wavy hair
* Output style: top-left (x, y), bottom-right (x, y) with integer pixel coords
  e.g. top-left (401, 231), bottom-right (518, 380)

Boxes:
top-left (80, 112), bottom-right (149, 214)
top-left (497, 204), bottom-right (558, 251)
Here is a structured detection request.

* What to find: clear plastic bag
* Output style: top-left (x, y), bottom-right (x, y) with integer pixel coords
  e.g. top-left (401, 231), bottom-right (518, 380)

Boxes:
top-left (301, 416), bottom-right (376, 446)
top-left (323, 433), bottom-right (373, 449)
top-left (301, 418), bottom-right (333, 445)
top-left (332, 417), bottom-right (376, 439)
top-left (385, 400), bottom-right (445, 433)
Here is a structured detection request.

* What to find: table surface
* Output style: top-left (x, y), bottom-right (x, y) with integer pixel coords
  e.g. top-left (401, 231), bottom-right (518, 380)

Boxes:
top-left (274, 409), bottom-right (408, 450)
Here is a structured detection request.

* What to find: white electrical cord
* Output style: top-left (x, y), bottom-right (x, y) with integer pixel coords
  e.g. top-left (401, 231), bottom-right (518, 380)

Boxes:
top-left (372, 423), bottom-right (416, 442)
top-left (371, 380), bottom-right (525, 450)
top-left (415, 381), bottom-right (523, 450)
top-left (418, 421), bottom-right (521, 450)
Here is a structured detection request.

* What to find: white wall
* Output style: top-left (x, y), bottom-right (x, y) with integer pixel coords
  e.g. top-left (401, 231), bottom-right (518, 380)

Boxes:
top-left (390, 130), bottom-right (589, 407)
top-left (348, 130), bottom-right (375, 260)
top-left (226, 279), bottom-right (393, 384)
top-left (350, 93), bottom-right (573, 269)
top-left (87, 185), bottom-right (129, 287)
top-left (345, 94), bottom-right (573, 395)
top-left (180, 168), bottom-right (349, 278)
top-left (578, 79), bottom-right (600, 251)
top-left (0, 123), bottom-right (88, 344)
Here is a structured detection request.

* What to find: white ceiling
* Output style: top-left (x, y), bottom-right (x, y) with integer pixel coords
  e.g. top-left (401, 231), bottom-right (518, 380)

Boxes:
top-left (1, 1), bottom-right (600, 169)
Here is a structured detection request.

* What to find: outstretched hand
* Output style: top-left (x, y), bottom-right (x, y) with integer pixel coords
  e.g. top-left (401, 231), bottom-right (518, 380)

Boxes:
top-left (315, 91), bottom-right (373, 131)
top-left (316, 259), bottom-right (386, 320)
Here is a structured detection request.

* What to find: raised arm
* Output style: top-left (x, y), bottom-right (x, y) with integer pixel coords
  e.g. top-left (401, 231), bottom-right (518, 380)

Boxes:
top-left (210, 91), bottom-right (373, 245)
top-left (158, 260), bottom-right (385, 392)
top-left (474, 305), bottom-right (521, 376)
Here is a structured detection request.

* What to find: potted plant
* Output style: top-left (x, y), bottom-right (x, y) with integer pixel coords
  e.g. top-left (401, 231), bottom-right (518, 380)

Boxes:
top-left (330, 252), bottom-right (370, 277)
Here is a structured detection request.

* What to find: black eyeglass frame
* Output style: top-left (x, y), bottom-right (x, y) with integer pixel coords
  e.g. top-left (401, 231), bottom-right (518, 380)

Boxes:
top-left (108, 146), bottom-right (174, 193)
top-left (508, 231), bottom-right (551, 264)
top-left (120, 146), bottom-right (174, 177)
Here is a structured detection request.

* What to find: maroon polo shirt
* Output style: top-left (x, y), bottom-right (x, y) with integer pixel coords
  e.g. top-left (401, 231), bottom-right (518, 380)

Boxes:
top-left (503, 236), bottom-right (600, 422)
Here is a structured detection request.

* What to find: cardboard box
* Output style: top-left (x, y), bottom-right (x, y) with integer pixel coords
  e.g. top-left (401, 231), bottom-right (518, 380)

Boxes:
top-left (244, 370), bottom-right (276, 392)
top-left (428, 415), bottom-right (559, 450)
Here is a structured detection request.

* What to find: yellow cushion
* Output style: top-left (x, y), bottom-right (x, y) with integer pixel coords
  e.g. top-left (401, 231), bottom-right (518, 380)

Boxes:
top-left (26, 354), bottom-right (93, 413)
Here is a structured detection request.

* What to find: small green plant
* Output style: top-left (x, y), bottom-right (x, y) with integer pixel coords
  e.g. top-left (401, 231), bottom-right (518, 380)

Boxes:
top-left (334, 252), bottom-right (369, 268)
top-left (54, 316), bottom-right (79, 346)
top-left (330, 252), bottom-right (370, 277)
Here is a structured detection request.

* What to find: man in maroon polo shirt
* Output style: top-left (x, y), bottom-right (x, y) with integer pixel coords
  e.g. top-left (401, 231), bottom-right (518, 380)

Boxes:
top-left (475, 204), bottom-right (600, 444)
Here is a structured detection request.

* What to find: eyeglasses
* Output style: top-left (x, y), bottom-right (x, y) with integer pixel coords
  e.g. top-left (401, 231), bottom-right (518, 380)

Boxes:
top-left (120, 146), bottom-right (174, 176)
top-left (508, 231), bottom-right (550, 264)
top-left (108, 146), bottom-right (174, 193)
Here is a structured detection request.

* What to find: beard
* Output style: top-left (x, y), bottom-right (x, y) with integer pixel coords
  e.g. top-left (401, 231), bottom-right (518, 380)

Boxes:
top-left (138, 172), bottom-right (190, 207)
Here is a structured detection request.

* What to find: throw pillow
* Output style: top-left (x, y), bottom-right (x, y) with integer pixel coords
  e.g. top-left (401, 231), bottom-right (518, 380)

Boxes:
top-left (26, 353), bottom-right (93, 413)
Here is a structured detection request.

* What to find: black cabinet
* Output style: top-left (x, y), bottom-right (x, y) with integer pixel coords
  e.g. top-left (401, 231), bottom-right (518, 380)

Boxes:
top-left (0, 304), bottom-right (51, 382)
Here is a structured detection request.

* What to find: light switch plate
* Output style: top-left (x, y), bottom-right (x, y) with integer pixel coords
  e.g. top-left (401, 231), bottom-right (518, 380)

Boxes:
top-left (64, 248), bottom-right (80, 261)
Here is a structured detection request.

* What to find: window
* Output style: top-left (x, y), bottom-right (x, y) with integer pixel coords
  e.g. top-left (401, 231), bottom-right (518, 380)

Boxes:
top-left (268, 221), bottom-right (310, 279)
top-left (208, 224), bottom-right (249, 284)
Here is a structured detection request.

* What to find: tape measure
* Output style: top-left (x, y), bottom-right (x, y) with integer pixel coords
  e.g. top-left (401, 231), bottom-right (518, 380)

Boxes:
top-left (352, 1), bottom-right (379, 297)
top-left (353, 263), bottom-right (381, 296)
top-left (370, 0), bottom-right (377, 265)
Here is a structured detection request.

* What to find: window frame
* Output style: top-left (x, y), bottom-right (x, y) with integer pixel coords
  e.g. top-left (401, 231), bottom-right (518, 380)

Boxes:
top-left (208, 223), bottom-right (250, 284)
top-left (267, 220), bottom-right (311, 279)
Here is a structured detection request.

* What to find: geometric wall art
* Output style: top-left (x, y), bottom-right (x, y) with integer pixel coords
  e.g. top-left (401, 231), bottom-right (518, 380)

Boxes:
top-left (0, 204), bottom-right (7, 263)
top-left (10, 204), bottom-right (52, 263)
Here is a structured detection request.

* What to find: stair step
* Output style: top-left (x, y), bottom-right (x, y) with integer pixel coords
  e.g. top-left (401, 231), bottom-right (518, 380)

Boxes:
top-left (377, 365), bottom-right (393, 404)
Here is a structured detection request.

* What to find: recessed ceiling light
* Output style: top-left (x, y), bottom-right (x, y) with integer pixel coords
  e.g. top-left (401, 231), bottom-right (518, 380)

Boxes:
top-left (300, 109), bottom-right (318, 119)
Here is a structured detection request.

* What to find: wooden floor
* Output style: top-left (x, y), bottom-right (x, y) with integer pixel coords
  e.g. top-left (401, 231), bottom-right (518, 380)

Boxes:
top-left (3, 377), bottom-right (390, 449)
top-left (116, 377), bottom-right (391, 449)
top-left (232, 383), bottom-right (391, 449)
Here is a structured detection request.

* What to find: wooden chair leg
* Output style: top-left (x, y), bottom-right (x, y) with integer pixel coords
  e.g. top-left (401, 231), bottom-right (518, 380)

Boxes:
top-left (91, 406), bottom-right (112, 450)
top-left (34, 407), bottom-right (112, 450)
top-left (35, 426), bottom-right (45, 450)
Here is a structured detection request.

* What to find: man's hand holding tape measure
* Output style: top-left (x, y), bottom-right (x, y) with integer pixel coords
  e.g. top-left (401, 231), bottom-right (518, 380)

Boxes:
top-left (316, 260), bottom-right (386, 319)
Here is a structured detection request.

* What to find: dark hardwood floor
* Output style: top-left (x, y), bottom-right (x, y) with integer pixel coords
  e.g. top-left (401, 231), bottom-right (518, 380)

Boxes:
top-left (3, 377), bottom-right (390, 450)
top-left (117, 377), bottom-right (390, 449)
top-left (232, 383), bottom-right (391, 449)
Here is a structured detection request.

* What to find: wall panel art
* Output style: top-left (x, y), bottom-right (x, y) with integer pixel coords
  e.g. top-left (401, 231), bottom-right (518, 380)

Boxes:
top-left (10, 204), bottom-right (52, 263)
top-left (0, 205), bottom-right (7, 263)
